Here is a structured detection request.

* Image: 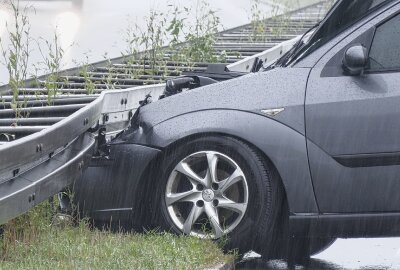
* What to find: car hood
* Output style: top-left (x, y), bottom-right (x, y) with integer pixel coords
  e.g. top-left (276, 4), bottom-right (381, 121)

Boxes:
top-left (139, 67), bottom-right (311, 134)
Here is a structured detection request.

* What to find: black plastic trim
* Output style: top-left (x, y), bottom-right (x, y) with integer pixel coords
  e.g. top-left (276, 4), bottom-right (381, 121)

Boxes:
top-left (334, 151), bottom-right (400, 167)
top-left (290, 212), bottom-right (400, 238)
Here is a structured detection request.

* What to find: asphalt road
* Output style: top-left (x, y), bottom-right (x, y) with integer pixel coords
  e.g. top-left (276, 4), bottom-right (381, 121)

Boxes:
top-left (237, 238), bottom-right (400, 269)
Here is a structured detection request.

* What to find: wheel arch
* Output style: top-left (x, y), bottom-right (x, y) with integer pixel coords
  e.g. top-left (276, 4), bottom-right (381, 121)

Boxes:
top-left (134, 109), bottom-right (318, 214)
top-left (165, 132), bottom-right (285, 191)
top-left (165, 131), bottom-right (289, 205)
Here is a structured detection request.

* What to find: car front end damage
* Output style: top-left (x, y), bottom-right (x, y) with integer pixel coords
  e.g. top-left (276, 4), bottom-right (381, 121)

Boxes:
top-left (72, 64), bottom-right (320, 230)
top-left (72, 65), bottom-right (249, 228)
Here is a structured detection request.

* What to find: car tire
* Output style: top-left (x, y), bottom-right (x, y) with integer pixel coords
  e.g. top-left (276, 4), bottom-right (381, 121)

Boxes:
top-left (155, 135), bottom-right (284, 256)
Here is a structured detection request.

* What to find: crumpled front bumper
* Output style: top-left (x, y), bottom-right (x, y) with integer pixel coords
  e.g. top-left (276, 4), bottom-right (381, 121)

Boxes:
top-left (73, 141), bottom-right (162, 228)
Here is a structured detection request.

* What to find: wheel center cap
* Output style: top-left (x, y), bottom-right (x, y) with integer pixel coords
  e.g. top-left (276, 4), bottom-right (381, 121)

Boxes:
top-left (202, 189), bottom-right (215, 202)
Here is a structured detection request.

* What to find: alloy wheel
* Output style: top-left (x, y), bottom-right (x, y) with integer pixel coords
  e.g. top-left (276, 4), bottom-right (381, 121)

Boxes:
top-left (165, 151), bottom-right (249, 239)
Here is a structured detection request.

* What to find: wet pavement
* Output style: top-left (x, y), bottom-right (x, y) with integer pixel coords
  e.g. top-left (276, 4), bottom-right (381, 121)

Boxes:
top-left (237, 238), bottom-right (400, 269)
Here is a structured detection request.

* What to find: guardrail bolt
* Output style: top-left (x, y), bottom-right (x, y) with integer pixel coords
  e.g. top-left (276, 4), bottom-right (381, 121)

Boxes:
top-left (13, 168), bottom-right (20, 177)
top-left (102, 114), bottom-right (109, 123)
top-left (28, 193), bottom-right (35, 203)
top-left (124, 98), bottom-right (128, 105)
top-left (36, 144), bottom-right (43, 152)
top-left (121, 98), bottom-right (124, 105)
top-left (83, 118), bottom-right (89, 126)
top-left (78, 161), bottom-right (84, 170)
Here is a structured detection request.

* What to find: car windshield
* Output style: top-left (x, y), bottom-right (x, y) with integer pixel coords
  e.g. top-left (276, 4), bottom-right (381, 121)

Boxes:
top-left (286, 0), bottom-right (394, 66)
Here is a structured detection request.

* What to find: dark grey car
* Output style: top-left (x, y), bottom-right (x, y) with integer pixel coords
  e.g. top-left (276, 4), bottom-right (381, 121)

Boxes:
top-left (74, 0), bottom-right (400, 265)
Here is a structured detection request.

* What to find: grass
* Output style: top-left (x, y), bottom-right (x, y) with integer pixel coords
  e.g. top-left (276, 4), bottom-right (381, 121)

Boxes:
top-left (0, 201), bottom-right (233, 270)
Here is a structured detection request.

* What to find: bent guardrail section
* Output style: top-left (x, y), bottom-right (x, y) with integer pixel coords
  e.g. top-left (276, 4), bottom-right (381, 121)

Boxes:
top-left (0, 132), bottom-right (94, 224)
top-left (0, 85), bottom-right (164, 224)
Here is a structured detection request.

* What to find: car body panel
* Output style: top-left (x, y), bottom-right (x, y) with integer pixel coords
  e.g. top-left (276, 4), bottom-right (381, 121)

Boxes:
top-left (76, 111), bottom-right (318, 228)
top-left (74, 143), bottom-right (161, 228)
top-left (306, 3), bottom-right (400, 213)
top-left (111, 67), bottom-right (317, 215)
top-left (307, 141), bottom-right (400, 213)
top-left (137, 68), bottom-right (310, 135)
top-left (120, 109), bottom-right (318, 214)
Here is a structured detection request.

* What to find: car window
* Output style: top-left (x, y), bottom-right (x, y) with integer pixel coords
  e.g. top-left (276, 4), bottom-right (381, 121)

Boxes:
top-left (293, 0), bottom-right (393, 65)
top-left (368, 13), bottom-right (400, 71)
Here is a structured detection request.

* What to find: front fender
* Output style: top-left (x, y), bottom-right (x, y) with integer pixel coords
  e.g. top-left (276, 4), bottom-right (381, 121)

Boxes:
top-left (125, 109), bottom-right (318, 214)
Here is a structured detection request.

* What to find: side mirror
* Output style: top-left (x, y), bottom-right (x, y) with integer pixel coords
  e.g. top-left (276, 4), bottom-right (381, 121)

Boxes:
top-left (342, 44), bottom-right (368, 76)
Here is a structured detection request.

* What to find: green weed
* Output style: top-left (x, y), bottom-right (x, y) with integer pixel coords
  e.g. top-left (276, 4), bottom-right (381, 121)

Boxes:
top-left (36, 29), bottom-right (67, 105)
top-left (0, 0), bottom-right (32, 119)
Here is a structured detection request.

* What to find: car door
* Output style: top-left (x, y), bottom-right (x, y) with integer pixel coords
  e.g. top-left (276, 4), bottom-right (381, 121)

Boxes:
top-left (305, 8), bottom-right (400, 213)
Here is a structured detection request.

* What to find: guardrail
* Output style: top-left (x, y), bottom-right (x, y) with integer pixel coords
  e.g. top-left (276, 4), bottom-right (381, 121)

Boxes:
top-left (0, 85), bottom-right (164, 183)
top-left (0, 84), bottom-right (165, 224)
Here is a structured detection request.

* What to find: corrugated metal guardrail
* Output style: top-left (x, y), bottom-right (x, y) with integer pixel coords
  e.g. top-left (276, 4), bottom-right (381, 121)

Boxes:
top-left (0, 84), bottom-right (165, 224)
